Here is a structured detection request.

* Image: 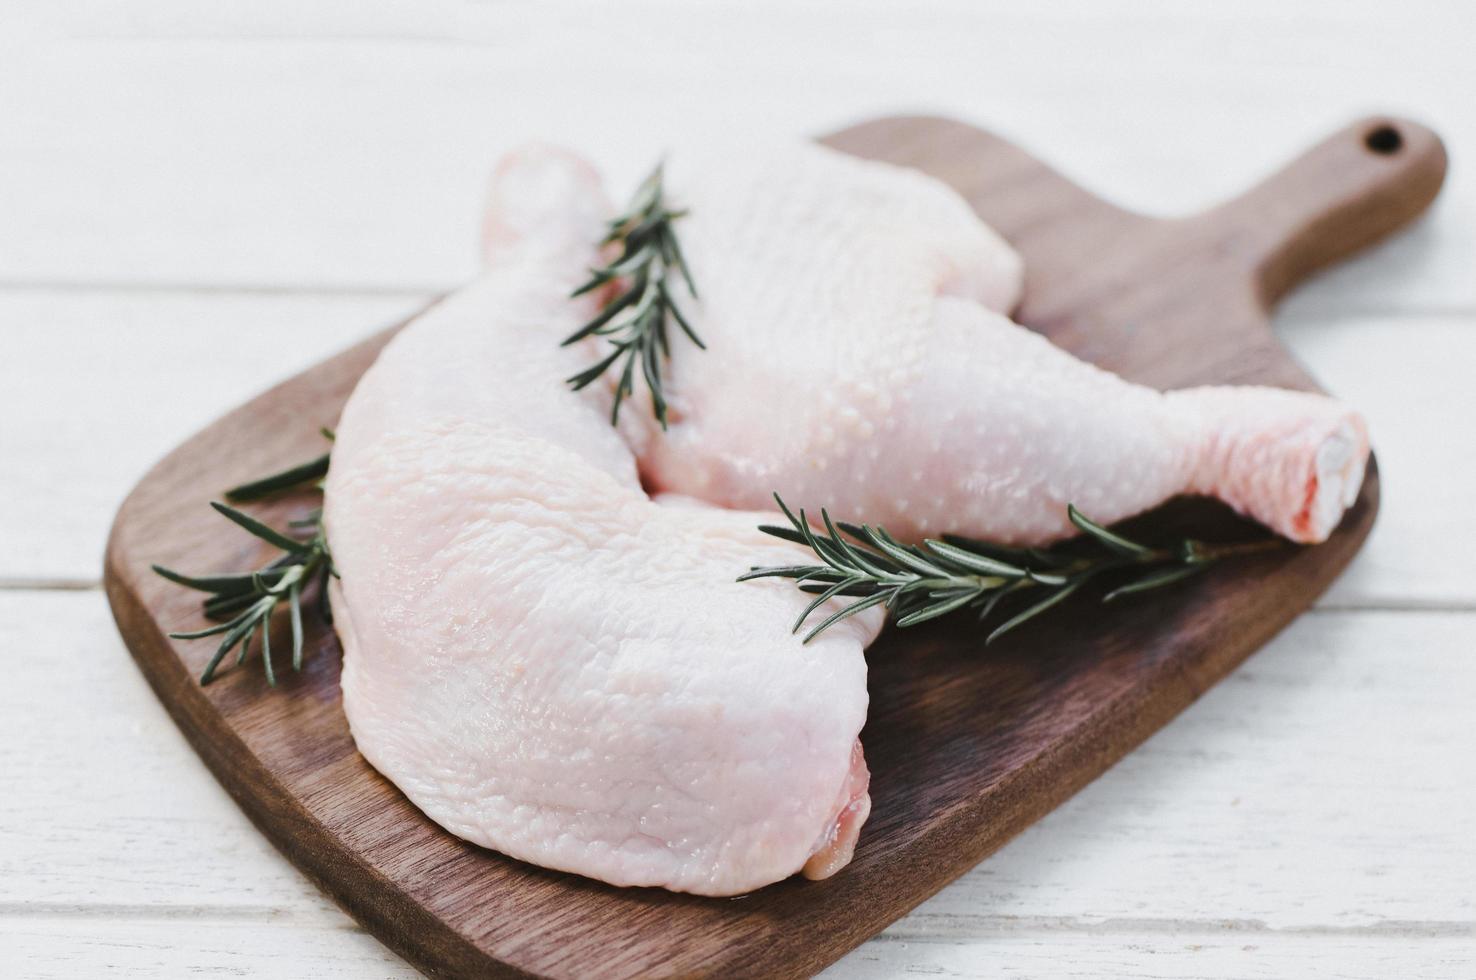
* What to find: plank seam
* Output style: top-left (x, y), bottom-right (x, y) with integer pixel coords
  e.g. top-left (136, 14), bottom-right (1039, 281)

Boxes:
top-left (2, 904), bottom-right (1466, 941)
top-left (875, 914), bottom-right (1476, 940)
top-left (0, 578), bottom-right (101, 591)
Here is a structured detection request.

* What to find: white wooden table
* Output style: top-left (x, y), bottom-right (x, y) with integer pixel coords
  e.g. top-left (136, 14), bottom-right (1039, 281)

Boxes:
top-left (2, 2), bottom-right (1473, 976)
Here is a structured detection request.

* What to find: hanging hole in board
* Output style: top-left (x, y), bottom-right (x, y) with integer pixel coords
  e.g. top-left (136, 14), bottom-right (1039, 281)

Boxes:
top-left (1365, 126), bottom-right (1402, 155)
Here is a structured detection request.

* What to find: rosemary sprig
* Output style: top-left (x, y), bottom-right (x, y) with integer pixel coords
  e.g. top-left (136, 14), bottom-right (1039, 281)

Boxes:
top-left (739, 495), bottom-right (1282, 643)
top-left (223, 428), bottom-right (335, 502)
top-left (154, 504), bottom-right (334, 686)
top-left (154, 440), bottom-right (336, 686)
top-left (562, 162), bottom-right (702, 429)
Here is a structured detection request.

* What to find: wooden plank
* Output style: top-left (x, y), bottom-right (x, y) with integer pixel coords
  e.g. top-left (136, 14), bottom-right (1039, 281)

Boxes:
top-left (0, 590), bottom-right (356, 915)
top-left (828, 932), bottom-right (1476, 979)
top-left (4, 922), bottom-right (1471, 980)
top-left (3, 593), bottom-right (1470, 974)
top-left (1, 1), bottom-right (1471, 313)
top-left (4, 292), bottom-right (1469, 604)
top-left (0, 919), bottom-right (411, 980)
top-left (1280, 313), bottom-right (1476, 608)
top-left (0, 289), bottom-right (427, 585)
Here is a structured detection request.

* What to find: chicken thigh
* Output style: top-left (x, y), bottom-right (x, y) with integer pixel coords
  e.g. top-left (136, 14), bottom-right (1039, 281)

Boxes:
top-left (632, 143), bottom-right (1368, 544)
top-left (325, 147), bottom-right (880, 896)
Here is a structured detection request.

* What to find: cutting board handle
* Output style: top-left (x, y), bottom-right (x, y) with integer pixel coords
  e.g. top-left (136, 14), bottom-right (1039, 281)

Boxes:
top-left (1199, 115), bottom-right (1447, 308)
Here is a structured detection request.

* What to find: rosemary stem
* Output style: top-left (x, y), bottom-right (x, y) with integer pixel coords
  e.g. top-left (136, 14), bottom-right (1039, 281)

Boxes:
top-left (1196, 538), bottom-right (1287, 561)
top-left (744, 495), bottom-right (1284, 642)
top-left (564, 162), bottom-right (700, 428)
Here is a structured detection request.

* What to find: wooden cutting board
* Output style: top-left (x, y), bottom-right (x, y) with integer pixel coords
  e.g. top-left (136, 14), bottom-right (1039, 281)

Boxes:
top-left (104, 115), bottom-right (1445, 979)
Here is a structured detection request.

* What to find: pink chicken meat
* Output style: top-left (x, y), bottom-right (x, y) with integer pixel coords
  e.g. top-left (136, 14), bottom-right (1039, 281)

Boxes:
top-left (326, 148), bottom-right (879, 896)
top-left (632, 142), bottom-right (1367, 545)
top-left (325, 141), bottom-right (1370, 896)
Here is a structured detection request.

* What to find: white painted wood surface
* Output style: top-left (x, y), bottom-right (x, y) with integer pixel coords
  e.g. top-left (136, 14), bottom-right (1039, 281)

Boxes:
top-left (1, 1), bottom-right (1472, 976)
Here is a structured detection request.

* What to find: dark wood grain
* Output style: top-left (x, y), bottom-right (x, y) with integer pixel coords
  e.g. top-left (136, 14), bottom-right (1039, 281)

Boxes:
top-left (104, 115), bottom-right (1446, 979)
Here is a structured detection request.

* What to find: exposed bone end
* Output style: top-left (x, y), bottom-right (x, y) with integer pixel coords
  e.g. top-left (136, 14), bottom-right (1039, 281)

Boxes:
top-left (1288, 418), bottom-right (1371, 543)
top-left (802, 740), bottom-right (872, 881)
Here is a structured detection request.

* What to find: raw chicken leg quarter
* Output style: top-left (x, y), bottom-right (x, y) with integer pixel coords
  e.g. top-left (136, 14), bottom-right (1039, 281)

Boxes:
top-left (327, 146), bottom-right (881, 896)
top-left (325, 140), bottom-right (1370, 896)
top-left (636, 142), bottom-right (1369, 546)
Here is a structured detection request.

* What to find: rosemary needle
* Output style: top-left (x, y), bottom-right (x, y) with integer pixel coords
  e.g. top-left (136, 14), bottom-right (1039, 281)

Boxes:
top-left (154, 504), bottom-right (334, 686)
top-left (155, 434), bottom-right (336, 686)
top-left (563, 162), bottom-right (702, 429)
top-left (224, 427), bottom-right (335, 502)
top-left (740, 494), bottom-right (1283, 643)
